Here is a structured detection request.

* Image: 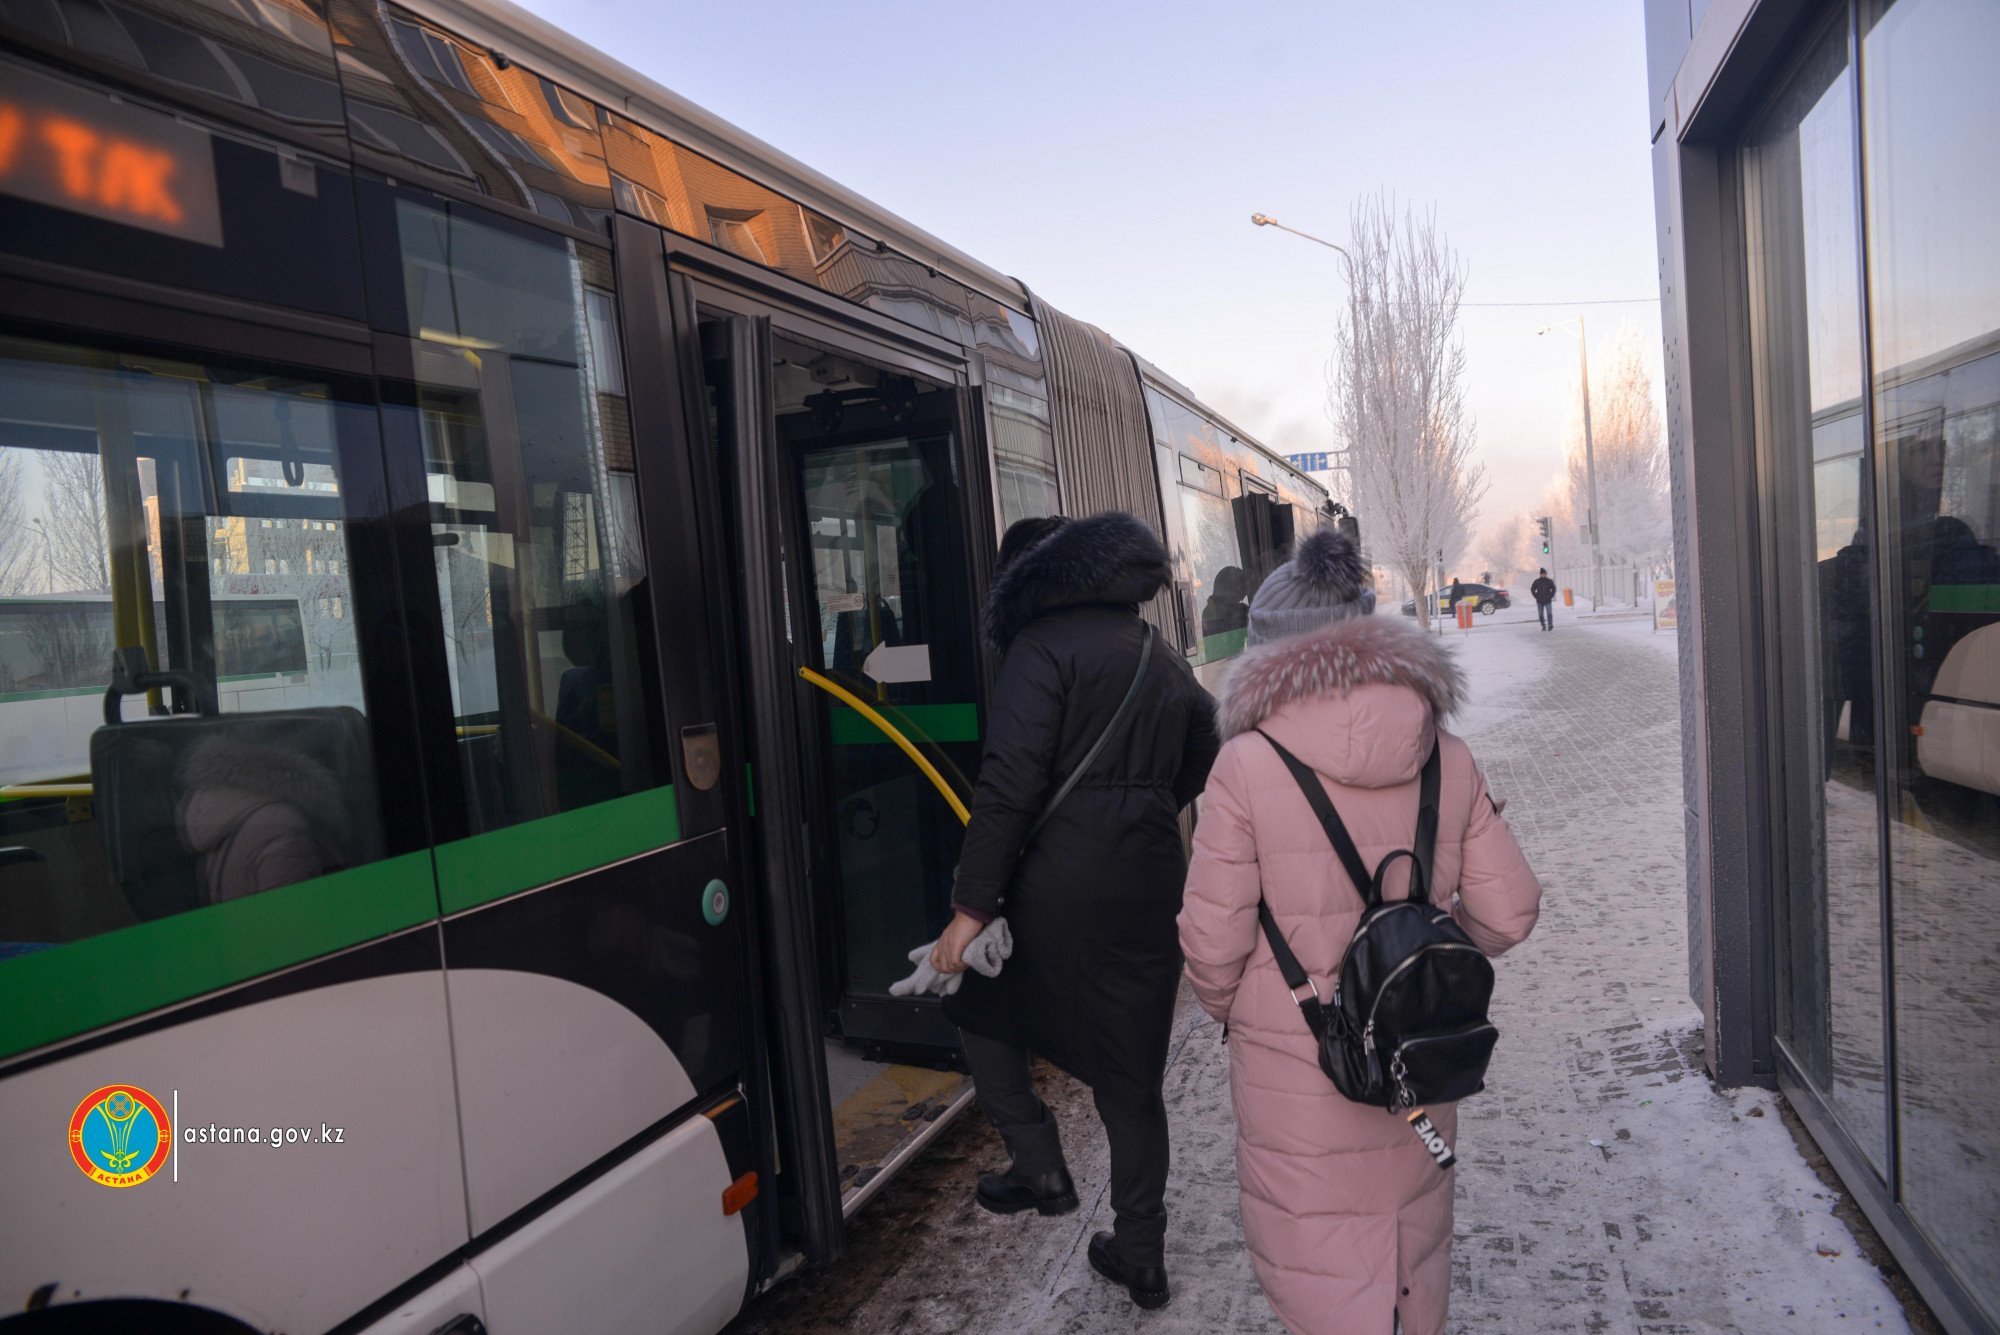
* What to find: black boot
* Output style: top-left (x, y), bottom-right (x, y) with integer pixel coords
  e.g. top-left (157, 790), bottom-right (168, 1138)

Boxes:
top-left (975, 1165), bottom-right (1077, 1216)
top-left (1087, 1230), bottom-right (1170, 1309)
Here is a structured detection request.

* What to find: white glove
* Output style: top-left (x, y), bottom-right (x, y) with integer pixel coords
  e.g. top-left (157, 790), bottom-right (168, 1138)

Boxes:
top-left (888, 917), bottom-right (1013, 997)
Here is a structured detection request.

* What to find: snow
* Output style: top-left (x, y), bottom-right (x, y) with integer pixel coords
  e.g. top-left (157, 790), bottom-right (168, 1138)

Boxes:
top-left (730, 612), bottom-right (1918, 1335)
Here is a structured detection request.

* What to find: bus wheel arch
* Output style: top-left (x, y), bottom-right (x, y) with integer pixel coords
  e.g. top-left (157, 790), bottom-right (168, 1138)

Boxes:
top-left (0, 1297), bottom-right (263, 1335)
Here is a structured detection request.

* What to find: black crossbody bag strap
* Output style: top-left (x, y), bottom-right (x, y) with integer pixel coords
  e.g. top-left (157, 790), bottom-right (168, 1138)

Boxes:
top-left (1255, 729), bottom-right (1376, 905)
top-left (1024, 622), bottom-right (1155, 845)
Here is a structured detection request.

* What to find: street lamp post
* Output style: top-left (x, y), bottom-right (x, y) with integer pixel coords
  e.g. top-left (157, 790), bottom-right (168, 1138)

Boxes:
top-left (1249, 213), bottom-right (1353, 263)
top-left (1538, 316), bottom-right (1603, 612)
top-left (1, 516), bottom-right (56, 592)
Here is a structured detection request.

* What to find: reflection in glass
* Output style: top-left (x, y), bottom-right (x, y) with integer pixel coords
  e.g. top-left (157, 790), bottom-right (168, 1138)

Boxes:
top-left (0, 335), bottom-right (384, 954)
top-left (0, 0), bottom-right (348, 149)
top-left (603, 111), bottom-right (981, 342)
top-left (326, 0), bottom-right (611, 231)
top-left (974, 300), bottom-right (1057, 529)
top-left (1742, 17), bottom-right (1891, 1174)
top-left (770, 332), bottom-right (974, 997)
top-left (1862, 0), bottom-right (2000, 1309)
top-left (389, 196), bottom-right (660, 831)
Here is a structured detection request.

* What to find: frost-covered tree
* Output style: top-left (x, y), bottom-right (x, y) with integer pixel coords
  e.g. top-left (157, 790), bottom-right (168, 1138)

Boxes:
top-left (0, 450), bottom-right (35, 594)
top-left (1562, 325), bottom-right (1670, 577)
top-left (1480, 514), bottom-right (1532, 587)
top-left (42, 451), bottom-right (111, 594)
top-left (1327, 194), bottom-right (1486, 630)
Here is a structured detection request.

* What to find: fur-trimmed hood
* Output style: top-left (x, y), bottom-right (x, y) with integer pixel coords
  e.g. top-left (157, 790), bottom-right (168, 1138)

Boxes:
top-left (983, 510), bottom-right (1170, 649)
top-left (1219, 614), bottom-right (1463, 742)
top-left (178, 737), bottom-right (354, 855)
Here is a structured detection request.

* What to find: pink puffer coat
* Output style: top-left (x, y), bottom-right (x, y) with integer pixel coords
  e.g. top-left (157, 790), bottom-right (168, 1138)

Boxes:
top-left (1179, 616), bottom-right (1541, 1335)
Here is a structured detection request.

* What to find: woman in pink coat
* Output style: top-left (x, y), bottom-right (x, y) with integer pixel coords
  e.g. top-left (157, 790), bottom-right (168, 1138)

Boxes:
top-left (1179, 528), bottom-right (1542, 1335)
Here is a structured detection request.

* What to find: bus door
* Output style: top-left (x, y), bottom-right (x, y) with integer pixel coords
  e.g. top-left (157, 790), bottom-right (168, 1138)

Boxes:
top-left (693, 296), bottom-right (983, 1238)
top-left (353, 185), bottom-right (758, 1329)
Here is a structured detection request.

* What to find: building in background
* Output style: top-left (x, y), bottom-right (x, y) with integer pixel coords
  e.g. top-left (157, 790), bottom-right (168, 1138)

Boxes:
top-left (1646, 2), bottom-right (1999, 1331)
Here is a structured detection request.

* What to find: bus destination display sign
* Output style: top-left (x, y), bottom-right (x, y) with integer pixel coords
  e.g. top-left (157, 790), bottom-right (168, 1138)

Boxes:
top-left (0, 60), bottom-right (223, 247)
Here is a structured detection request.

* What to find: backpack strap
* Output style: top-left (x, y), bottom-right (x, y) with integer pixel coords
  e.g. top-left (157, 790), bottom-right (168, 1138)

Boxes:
top-left (1257, 902), bottom-right (1334, 1038)
top-left (1256, 729), bottom-right (1377, 907)
top-left (1413, 736), bottom-right (1441, 896)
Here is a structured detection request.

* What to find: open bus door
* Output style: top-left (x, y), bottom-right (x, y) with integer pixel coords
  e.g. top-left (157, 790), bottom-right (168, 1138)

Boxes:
top-left (692, 295), bottom-right (981, 1250)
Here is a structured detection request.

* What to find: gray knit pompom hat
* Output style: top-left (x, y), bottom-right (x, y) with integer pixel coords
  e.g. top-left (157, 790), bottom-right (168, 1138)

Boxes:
top-left (1245, 528), bottom-right (1373, 646)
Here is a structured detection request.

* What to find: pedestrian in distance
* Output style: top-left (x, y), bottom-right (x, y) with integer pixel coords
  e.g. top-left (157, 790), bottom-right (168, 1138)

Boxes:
top-left (1179, 526), bottom-right (1543, 1335)
top-left (931, 510), bottom-right (1220, 1311)
top-left (1532, 567), bottom-right (1558, 631)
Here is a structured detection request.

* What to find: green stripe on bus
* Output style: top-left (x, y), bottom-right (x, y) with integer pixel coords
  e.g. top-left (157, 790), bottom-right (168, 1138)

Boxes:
top-left (828, 702), bottom-right (980, 746)
top-left (435, 785), bottom-right (682, 915)
top-left (1199, 628), bottom-right (1247, 663)
top-left (0, 850), bottom-right (436, 1060)
top-left (1932, 584), bottom-right (2000, 613)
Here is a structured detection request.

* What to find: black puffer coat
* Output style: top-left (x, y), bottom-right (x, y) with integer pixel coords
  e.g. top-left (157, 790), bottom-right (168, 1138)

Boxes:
top-left (946, 512), bottom-right (1220, 1102)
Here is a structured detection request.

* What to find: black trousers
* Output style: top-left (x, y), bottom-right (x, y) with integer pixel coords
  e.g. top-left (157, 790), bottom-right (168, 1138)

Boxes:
top-left (1537, 600), bottom-right (1554, 629)
top-left (958, 1027), bottom-right (1171, 1265)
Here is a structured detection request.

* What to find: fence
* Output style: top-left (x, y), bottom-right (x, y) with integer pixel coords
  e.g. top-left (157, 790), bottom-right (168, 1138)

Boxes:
top-left (1550, 563), bottom-right (1668, 610)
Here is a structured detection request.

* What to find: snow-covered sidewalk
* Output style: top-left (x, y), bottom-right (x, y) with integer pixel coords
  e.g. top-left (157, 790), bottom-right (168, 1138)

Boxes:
top-left (730, 613), bottom-right (1914, 1334)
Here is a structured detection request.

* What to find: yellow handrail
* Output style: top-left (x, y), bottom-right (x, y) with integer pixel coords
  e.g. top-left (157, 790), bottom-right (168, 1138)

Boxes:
top-left (797, 667), bottom-right (971, 826)
top-left (0, 782), bottom-right (93, 799)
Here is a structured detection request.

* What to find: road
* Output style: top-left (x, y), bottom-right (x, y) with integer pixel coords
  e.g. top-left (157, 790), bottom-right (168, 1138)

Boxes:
top-left (729, 608), bottom-right (1914, 1334)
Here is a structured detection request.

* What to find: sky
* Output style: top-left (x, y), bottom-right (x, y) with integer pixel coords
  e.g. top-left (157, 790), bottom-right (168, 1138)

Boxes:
top-left (513, 0), bottom-right (1666, 543)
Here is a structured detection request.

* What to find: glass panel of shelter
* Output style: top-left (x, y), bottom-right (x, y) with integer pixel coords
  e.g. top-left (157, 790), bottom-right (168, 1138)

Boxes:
top-left (1741, 13), bottom-right (1890, 1176)
top-left (1859, 0), bottom-right (2000, 1309)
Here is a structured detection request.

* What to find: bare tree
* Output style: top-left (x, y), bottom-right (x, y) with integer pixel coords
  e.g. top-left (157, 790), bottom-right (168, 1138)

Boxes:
top-left (1327, 194), bottom-right (1486, 630)
top-left (1480, 514), bottom-right (1532, 587)
top-left (1563, 325), bottom-right (1671, 580)
top-left (23, 602), bottom-right (114, 690)
top-left (0, 450), bottom-right (35, 595)
top-left (42, 451), bottom-right (112, 594)
top-left (246, 520), bottom-right (355, 674)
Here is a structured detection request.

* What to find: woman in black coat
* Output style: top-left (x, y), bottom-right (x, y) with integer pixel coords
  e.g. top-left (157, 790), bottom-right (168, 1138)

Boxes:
top-left (931, 510), bottom-right (1219, 1310)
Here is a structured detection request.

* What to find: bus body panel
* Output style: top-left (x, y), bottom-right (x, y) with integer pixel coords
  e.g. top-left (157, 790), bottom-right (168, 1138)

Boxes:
top-left (443, 967), bottom-right (697, 1232)
top-left (351, 1263), bottom-right (485, 1335)
top-left (466, 1109), bottom-right (748, 1335)
top-left (436, 822), bottom-right (748, 1234)
top-left (0, 967), bottom-right (467, 1332)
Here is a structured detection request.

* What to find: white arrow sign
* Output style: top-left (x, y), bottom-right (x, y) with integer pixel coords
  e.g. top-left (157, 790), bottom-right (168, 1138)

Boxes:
top-left (861, 643), bottom-right (932, 684)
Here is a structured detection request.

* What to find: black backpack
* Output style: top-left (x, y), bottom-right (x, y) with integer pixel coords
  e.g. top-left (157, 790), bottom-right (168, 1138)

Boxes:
top-left (1255, 731), bottom-right (1498, 1112)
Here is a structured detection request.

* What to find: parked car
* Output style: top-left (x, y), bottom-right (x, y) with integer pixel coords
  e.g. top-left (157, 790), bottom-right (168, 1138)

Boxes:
top-left (1399, 583), bottom-right (1513, 617)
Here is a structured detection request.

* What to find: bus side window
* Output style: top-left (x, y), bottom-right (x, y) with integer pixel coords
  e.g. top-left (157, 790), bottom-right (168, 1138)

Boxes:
top-left (0, 336), bottom-right (396, 958)
top-left (373, 193), bottom-right (669, 843)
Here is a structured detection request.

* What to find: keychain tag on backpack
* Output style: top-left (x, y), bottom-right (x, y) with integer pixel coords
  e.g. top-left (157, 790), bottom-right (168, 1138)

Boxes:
top-left (1406, 1109), bottom-right (1456, 1171)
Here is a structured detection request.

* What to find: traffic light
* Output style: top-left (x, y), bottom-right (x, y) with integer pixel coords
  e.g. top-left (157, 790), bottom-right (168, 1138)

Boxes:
top-left (1537, 516), bottom-right (1552, 556)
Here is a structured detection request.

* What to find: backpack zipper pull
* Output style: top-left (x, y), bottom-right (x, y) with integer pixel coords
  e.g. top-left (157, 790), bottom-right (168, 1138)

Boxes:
top-left (1362, 1020), bottom-right (1376, 1055)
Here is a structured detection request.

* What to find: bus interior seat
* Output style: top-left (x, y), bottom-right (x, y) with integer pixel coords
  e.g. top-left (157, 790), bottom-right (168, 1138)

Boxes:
top-left (91, 706), bottom-right (383, 921)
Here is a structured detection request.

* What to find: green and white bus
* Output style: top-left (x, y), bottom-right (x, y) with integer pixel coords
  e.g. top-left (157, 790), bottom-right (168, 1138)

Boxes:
top-left (0, 1), bottom-right (1330, 1330)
